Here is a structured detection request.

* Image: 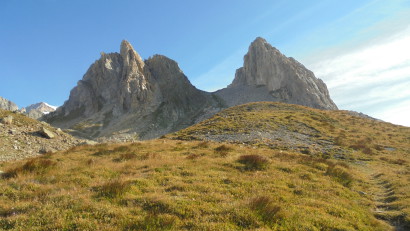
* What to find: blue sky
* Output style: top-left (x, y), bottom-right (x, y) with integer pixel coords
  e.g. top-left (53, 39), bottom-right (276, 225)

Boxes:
top-left (1, 0), bottom-right (409, 126)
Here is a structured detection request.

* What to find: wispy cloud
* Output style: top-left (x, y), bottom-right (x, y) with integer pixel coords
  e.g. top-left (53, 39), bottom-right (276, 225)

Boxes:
top-left (307, 26), bottom-right (410, 126)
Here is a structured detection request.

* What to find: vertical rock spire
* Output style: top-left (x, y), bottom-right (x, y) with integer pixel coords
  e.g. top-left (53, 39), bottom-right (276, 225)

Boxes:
top-left (120, 40), bottom-right (145, 71)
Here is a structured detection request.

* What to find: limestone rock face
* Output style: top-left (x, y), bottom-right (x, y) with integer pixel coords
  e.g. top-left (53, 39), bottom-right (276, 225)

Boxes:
top-left (216, 37), bottom-right (337, 110)
top-left (0, 97), bottom-right (18, 111)
top-left (59, 40), bottom-right (158, 120)
top-left (45, 41), bottom-right (221, 139)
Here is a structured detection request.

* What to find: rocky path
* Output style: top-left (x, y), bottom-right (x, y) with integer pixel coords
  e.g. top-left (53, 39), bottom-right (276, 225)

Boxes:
top-left (370, 173), bottom-right (407, 231)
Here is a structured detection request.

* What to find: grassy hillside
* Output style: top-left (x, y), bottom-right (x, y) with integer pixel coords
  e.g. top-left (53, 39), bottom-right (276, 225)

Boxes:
top-left (169, 102), bottom-right (410, 229)
top-left (0, 102), bottom-right (409, 230)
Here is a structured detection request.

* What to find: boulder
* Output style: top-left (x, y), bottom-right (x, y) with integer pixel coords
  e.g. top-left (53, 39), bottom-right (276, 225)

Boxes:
top-left (1, 115), bottom-right (13, 125)
top-left (39, 127), bottom-right (55, 139)
top-left (79, 140), bottom-right (99, 146)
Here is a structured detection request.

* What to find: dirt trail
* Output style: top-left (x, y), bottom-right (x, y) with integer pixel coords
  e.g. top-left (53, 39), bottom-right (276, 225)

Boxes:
top-left (370, 173), bottom-right (407, 231)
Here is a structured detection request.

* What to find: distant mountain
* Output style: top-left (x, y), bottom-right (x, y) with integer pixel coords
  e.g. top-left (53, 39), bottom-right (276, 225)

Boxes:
top-left (23, 102), bottom-right (57, 119)
top-left (0, 96), bottom-right (18, 111)
top-left (215, 37), bottom-right (337, 110)
top-left (45, 38), bottom-right (337, 139)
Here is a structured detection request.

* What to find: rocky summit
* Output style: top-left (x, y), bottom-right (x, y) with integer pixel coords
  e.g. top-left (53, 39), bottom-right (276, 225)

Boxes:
top-left (45, 38), bottom-right (337, 140)
top-left (0, 96), bottom-right (18, 111)
top-left (216, 37), bottom-right (337, 110)
top-left (44, 41), bottom-right (223, 139)
top-left (24, 102), bottom-right (57, 119)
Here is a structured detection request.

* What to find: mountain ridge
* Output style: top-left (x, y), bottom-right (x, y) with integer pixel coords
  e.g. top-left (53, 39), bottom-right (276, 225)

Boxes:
top-left (44, 37), bottom-right (337, 139)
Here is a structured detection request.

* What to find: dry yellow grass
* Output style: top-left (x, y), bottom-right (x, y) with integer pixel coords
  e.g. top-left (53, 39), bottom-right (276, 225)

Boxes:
top-left (0, 139), bottom-right (392, 230)
top-left (0, 102), bottom-right (409, 230)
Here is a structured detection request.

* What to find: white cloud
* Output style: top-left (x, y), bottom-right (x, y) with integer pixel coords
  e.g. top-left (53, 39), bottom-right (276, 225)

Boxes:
top-left (307, 26), bottom-right (410, 127)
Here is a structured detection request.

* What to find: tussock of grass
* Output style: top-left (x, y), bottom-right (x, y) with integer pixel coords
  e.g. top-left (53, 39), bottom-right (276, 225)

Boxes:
top-left (114, 153), bottom-right (138, 162)
top-left (214, 144), bottom-right (233, 156)
top-left (249, 196), bottom-right (282, 225)
top-left (125, 213), bottom-right (179, 230)
top-left (92, 149), bottom-right (112, 156)
top-left (238, 154), bottom-right (270, 170)
top-left (96, 179), bottom-right (132, 198)
top-left (185, 153), bottom-right (202, 160)
top-left (380, 157), bottom-right (407, 165)
top-left (2, 158), bottom-right (56, 178)
top-left (195, 141), bottom-right (209, 148)
top-left (326, 163), bottom-right (354, 187)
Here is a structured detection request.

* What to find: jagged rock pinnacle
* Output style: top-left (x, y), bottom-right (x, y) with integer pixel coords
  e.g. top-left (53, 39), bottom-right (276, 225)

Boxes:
top-left (217, 37), bottom-right (338, 110)
top-left (120, 40), bottom-right (145, 70)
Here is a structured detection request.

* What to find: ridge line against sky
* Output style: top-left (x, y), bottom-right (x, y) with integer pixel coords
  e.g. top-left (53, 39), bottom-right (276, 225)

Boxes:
top-left (1, 0), bottom-right (409, 126)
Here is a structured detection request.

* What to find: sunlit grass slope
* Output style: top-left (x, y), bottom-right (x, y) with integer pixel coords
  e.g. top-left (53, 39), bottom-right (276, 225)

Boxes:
top-left (0, 140), bottom-right (391, 230)
top-left (169, 102), bottom-right (410, 229)
top-left (1, 102), bottom-right (409, 230)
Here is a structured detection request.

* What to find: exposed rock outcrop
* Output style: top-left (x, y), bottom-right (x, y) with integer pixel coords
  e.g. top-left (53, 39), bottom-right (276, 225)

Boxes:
top-left (45, 41), bottom-right (222, 139)
top-left (215, 37), bottom-right (337, 110)
top-left (0, 96), bottom-right (18, 111)
top-left (0, 109), bottom-right (85, 162)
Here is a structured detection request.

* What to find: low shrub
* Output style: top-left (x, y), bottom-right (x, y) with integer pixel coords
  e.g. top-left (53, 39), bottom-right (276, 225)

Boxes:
top-left (186, 153), bottom-right (201, 160)
top-left (214, 145), bottom-right (233, 157)
top-left (196, 141), bottom-right (209, 148)
top-left (238, 155), bottom-right (269, 171)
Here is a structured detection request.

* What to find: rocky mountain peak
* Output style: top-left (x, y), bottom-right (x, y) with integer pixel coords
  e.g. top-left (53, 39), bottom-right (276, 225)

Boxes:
top-left (25, 102), bottom-right (57, 113)
top-left (0, 96), bottom-right (18, 111)
top-left (45, 40), bottom-right (220, 139)
top-left (250, 37), bottom-right (279, 52)
top-left (120, 40), bottom-right (145, 71)
top-left (218, 37), bottom-right (338, 110)
top-left (45, 37), bottom-right (337, 140)
top-left (24, 102), bottom-right (57, 119)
